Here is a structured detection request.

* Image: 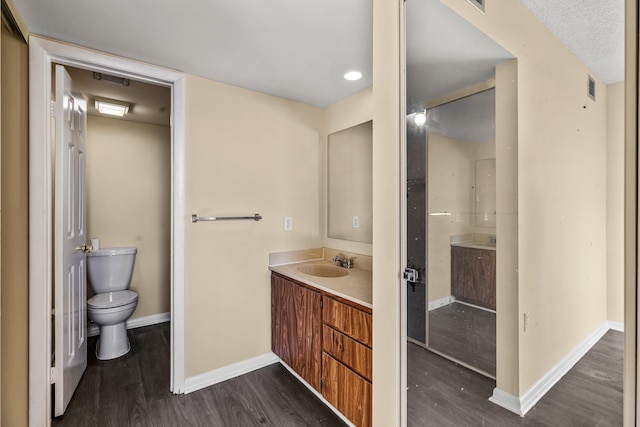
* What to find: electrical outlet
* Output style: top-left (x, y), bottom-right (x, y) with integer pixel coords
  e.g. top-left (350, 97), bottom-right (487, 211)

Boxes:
top-left (283, 217), bottom-right (292, 231)
top-left (353, 216), bottom-right (359, 229)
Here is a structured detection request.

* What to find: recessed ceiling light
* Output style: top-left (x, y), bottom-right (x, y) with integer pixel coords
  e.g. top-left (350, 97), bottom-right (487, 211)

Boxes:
top-left (94, 97), bottom-right (130, 117)
top-left (344, 71), bottom-right (363, 81)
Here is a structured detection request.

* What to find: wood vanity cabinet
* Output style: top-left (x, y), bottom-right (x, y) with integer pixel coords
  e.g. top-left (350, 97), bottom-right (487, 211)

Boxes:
top-left (271, 273), bottom-right (322, 391)
top-left (451, 246), bottom-right (496, 310)
top-left (271, 273), bottom-right (372, 427)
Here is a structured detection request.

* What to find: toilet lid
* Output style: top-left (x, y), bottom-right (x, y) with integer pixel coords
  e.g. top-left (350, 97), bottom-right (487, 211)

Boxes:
top-left (88, 290), bottom-right (138, 308)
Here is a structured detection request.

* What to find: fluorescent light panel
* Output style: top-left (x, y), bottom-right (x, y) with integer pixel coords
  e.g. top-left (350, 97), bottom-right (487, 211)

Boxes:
top-left (94, 98), bottom-right (130, 117)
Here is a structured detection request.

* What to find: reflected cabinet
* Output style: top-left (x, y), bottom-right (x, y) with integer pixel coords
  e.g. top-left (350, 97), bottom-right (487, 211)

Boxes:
top-left (451, 246), bottom-right (496, 310)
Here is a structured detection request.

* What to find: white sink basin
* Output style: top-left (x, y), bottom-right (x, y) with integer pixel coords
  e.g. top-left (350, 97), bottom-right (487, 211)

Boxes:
top-left (297, 264), bottom-right (349, 278)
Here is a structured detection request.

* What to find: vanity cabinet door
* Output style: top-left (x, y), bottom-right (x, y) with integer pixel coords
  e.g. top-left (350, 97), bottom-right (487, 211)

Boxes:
top-left (271, 274), bottom-right (322, 391)
top-left (451, 246), bottom-right (496, 310)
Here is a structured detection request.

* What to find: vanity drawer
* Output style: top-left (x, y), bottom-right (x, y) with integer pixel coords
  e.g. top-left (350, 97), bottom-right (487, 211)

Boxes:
top-left (322, 353), bottom-right (372, 427)
top-left (322, 297), bottom-right (372, 347)
top-left (322, 324), bottom-right (372, 381)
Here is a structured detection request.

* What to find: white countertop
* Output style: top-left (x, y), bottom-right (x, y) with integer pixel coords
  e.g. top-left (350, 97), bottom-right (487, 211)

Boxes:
top-left (270, 260), bottom-right (372, 309)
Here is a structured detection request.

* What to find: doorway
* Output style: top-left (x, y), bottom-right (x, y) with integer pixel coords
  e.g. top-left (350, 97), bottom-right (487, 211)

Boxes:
top-left (28, 36), bottom-right (186, 426)
top-left (63, 65), bottom-right (172, 340)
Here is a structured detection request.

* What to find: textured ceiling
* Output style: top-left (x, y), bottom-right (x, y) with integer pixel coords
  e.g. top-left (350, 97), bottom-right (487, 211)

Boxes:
top-left (519, 0), bottom-right (624, 84)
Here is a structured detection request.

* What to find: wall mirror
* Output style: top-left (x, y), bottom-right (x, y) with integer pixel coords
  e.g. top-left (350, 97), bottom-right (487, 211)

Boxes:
top-left (423, 88), bottom-right (497, 378)
top-left (327, 120), bottom-right (373, 243)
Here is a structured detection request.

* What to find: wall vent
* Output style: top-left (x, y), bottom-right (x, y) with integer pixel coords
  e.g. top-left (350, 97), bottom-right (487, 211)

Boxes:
top-left (588, 75), bottom-right (596, 100)
top-left (467, 0), bottom-right (485, 12)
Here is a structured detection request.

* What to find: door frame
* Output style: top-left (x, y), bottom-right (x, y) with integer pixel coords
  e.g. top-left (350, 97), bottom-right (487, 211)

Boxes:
top-left (28, 36), bottom-right (186, 426)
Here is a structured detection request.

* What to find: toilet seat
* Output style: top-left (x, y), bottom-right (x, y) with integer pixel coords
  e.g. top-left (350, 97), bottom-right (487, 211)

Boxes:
top-left (88, 290), bottom-right (138, 309)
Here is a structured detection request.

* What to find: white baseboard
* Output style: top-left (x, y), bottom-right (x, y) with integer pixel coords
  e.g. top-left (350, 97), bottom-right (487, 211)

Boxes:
top-left (490, 321), bottom-right (612, 416)
top-left (184, 352), bottom-right (279, 394)
top-left (608, 320), bottom-right (624, 332)
top-left (489, 388), bottom-right (524, 416)
top-left (428, 296), bottom-right (455, 311)
top-left (278, 360), bottom-right (355, 427)
top-left (88, 312), bottom-right (170, 337)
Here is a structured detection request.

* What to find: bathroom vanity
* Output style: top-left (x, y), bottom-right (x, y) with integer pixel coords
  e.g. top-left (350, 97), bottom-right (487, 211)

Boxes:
top-left (450, 242), bottom-right (496, 310)
top-left (270, 250), bottom-right (372, 427)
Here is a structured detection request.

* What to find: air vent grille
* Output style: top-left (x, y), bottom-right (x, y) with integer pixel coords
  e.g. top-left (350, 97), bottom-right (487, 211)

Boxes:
top-left (468, 0), bottom-right (485, 12)
top-left (588, 75), bottom-right (596, 100)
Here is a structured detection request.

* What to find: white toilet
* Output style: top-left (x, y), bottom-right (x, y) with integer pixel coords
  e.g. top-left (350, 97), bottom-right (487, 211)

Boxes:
top-left (87, 247), bottom-right (139, 360)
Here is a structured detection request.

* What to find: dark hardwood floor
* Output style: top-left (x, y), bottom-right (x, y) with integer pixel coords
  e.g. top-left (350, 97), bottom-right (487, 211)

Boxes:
top-left (53, 323), bottom-right (346, 427)
top-left (428, 302), bottom-right (496, 377)
top-left (55, 322), bottom-right (622, 427)
top-left (408, 330), bottom-right (623, 426)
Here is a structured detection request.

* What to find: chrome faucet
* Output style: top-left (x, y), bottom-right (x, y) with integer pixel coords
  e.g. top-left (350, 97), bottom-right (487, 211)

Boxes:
top-left (489, 235), bottom-right (497, 244)
top-left (333, 254), bottom-right (355, 269)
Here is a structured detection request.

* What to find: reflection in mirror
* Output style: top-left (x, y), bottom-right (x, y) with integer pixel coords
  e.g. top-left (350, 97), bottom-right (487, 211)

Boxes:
top-left (475, 158), bottom-right (496, 228)
top-left (328, 120), bottom-right (373, 243)
top-left (425, 88), bottom-right (496, 377)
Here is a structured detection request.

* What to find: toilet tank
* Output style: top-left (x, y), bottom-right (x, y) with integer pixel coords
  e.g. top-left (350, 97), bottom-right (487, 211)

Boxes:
top-left (87, 247), bottom-right (137, 294)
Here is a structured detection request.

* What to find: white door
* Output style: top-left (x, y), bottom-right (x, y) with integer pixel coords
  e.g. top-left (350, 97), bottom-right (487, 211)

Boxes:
top-left (54, 64), bottom-right (88, 416)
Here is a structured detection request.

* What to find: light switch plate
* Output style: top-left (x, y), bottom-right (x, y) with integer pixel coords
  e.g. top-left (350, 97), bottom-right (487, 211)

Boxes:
top-left (284, 217), bottom-right (293, 231)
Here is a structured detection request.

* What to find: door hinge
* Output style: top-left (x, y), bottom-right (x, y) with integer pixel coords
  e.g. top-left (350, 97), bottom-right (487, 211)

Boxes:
top-left (50, 100), bottom-right (56, 117)
top-left (50, 367), bottom-right (56, 384)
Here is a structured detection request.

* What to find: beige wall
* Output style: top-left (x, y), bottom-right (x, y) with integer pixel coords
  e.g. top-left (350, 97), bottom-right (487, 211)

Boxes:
top-left (606, 82), bottom-right (624, 324)
top-left (1, 21), bottom-right (29, 427)
top-left (442, 0), bottom-right (608, 394)
top-left (183, 75), bottom-right (324, 376)
top-left (86, 115), bottom-right (171, 319)
top-left (323, 87), bottom-right (373, 256)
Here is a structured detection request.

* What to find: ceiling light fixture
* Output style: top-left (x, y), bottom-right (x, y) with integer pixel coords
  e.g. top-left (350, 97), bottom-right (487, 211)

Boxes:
top-left (344, 71), bottom-right (363, 81)
top-left (94, 98), bottom-right (130, 117)
top-left (414, 109), bottom-right (427, 126)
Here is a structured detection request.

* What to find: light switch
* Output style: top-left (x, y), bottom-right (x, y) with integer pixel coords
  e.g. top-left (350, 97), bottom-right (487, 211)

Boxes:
top-left (353, 216), bottom-right (359, 229)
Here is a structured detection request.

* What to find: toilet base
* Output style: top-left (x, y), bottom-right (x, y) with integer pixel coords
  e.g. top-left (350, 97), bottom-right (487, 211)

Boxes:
top-left (96, 322), bottom-right (131, 360)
